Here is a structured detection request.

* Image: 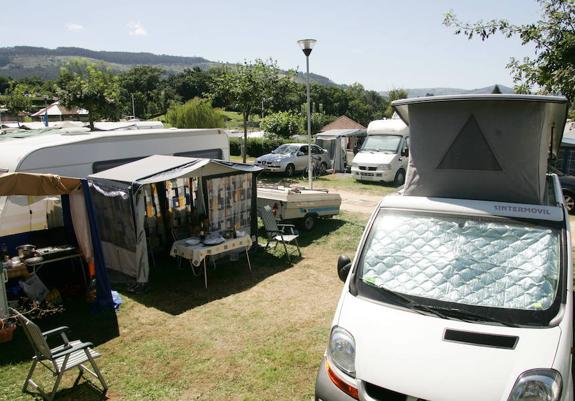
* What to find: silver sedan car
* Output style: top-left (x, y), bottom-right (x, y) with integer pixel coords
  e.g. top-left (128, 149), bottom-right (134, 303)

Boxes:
top-left (254, 143), bottom-right (331, 176)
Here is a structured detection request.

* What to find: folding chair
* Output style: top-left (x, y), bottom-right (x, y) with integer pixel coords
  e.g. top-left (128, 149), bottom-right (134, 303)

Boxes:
top-left (260, 205), bottom-right (302, 263)
top-left (15, 312), bottom-right (108, 401)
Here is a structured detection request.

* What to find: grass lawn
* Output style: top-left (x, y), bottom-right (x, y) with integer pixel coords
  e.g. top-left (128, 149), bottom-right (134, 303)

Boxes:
top-left (0, 212), bottom-right (368, 401)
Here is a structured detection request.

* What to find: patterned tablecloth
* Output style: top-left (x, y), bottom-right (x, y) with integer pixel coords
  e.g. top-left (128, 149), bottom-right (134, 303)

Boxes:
top-left (170, 236), bottom-right (253, 267)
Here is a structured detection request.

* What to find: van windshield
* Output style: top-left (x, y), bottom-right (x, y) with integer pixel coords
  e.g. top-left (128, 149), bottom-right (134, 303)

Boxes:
top-left (356, 210), bottom-right (562, 324)
top-left (361, 135), bottom-right (402, 153)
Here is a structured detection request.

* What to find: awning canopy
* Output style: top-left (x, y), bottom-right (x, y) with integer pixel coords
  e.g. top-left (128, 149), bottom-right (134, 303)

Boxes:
top-left (0, 172), bottom-right (82, 196)
top-left (88, 154), bottom-right (262, 185)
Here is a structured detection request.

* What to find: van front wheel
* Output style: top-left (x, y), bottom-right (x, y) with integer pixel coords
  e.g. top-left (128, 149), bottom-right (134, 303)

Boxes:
top-left (394, 169), bottom-right (406, 187)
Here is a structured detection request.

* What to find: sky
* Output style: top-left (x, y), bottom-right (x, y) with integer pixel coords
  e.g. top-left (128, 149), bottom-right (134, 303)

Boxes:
top-left (0, 0), bottom-right (542, 91)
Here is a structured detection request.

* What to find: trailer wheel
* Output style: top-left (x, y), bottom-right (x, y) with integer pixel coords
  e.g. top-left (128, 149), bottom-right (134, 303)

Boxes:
top-left (303, 214), bottom-right (316, 231)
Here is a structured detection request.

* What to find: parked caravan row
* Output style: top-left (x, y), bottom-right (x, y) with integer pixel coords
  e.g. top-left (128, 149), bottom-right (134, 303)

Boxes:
top-left (0, 128), bottom-right (229, 236)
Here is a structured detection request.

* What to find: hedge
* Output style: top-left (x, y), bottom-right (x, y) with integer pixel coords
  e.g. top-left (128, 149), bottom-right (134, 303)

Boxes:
top-left (229, 136), bottom-right (302, 158)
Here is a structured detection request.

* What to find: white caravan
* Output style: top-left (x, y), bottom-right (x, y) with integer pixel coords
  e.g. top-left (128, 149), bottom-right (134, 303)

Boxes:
top-left (350, 119), bottom-right (409, 186)
top-left (0, 128), bottom-right (229, 236)
top-left (315, 95), bottom-right (572, 401)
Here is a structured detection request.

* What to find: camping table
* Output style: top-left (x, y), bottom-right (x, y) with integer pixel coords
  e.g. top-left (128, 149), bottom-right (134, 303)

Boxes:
top-left (170, 236), bottom-right (253, 288)
top-left (25, 252), bottom-right (87, 287)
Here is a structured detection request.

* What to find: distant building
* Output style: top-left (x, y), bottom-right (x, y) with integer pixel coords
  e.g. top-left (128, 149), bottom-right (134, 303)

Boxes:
top-left (320, 115), bottom-right (365, 132)
top-left (30, 101), bottom-right (89, 122)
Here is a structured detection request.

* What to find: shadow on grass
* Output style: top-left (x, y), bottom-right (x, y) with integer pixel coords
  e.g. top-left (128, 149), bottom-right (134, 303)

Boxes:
top-left (122, 216), bottom-right (345, 316)
top-left (28, 380), bottom-right (108, 401)
top-left (124, 249), bottom-right (294, 316)
top-left (0, 300), bottom-right (119, 366)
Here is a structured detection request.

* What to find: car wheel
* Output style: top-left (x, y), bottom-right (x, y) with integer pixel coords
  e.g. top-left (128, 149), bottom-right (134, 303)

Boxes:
top-left (394, 169), bottom-right (406, 187)
top-left (563, 191), bottom-right (575, 214)
top-left (319, 162), bottom-right (328, 176)
top-left (285, 164), bottom-right (295, 177)
top-left (303, 214), bottom-right (315, 231)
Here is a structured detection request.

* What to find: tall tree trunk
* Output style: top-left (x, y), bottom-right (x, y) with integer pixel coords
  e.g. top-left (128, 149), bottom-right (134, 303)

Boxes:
top-left (89, 113), bottom-right (95, 131)
top-left (242, 111), bottom-right (248, 163)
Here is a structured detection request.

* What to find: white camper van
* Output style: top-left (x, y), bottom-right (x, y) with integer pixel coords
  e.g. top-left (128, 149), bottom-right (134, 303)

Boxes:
top-left (350, 119), bottom-right (409, 186)
top-left (315, 95), bottom-right (573, 401)
top-left (0, 128), bottom-right (229, 236)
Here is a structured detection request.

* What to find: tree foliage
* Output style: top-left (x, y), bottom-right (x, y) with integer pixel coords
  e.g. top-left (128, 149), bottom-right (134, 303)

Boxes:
top-left (5, 82), bottom-right (34, 114)
top-left (260, 111), bottom-right (303, 138)
top-left (119, 66), bottom-right (170, 119)
top-left (165, 97), bottom-right (225, 128)
top-left (56, 61), bottom-right (122, 130)
top-left (384, 88), bottom-right (408, 118)
top-left (444, 0), bottom-right (575, 101)
top-left (209, 59), bottom-right (284, 162)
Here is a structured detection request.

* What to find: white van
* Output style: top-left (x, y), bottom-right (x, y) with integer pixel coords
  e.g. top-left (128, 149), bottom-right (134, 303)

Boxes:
top-left (316, 95), bottom-right (573, 401)
top-left (0, 128), bottom-right (229, 236)
top-left (350, 119), bottom-right (409, 186)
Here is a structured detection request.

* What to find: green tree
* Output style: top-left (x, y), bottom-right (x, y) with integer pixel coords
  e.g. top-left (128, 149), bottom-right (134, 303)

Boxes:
top-left (5, 82), bottom-right (33, 115)
top-left (57, 61), bottom-right (122, 130)
top-left (120, 66), bottom-right (171, 119)
top-left (260, 111), bottom-right (303, 138)
top-left (384, 88), bottom-right (408, 118)
top-left (444, 0), bottom-right (575, 101)
top-left (209, 59), bottom-right (282, 162)
top-left (165, 98), bottom-right (225, 128)
top-left (167, 67), bottom-right (211, 103)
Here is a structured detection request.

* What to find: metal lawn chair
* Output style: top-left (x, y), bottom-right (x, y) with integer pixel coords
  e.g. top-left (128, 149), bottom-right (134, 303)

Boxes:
top-left (14, 311), bottom-right (108, 401)
top-left (260, 205), bottom-right (302, 263)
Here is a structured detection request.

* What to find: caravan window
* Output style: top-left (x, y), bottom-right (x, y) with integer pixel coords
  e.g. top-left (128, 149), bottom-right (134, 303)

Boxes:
top-left (357, 210), bottom-right (561, 315)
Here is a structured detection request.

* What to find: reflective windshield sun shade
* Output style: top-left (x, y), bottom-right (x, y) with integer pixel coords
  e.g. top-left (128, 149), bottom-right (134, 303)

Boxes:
top-left (361, 212), bottom-right (560, 310)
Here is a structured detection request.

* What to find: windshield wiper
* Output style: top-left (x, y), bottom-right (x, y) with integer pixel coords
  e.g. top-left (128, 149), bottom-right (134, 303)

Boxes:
top-left (426, 306), bottom-right (518, 327)
top-left (373, 286), bottom-right (450, 320)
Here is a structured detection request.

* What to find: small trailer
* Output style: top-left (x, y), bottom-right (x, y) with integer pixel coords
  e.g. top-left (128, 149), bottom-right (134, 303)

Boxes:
top-left (256, 186), bottom-right (342, 231)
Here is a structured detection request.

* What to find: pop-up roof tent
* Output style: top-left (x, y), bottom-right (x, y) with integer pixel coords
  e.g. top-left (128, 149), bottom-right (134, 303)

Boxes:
top-left (0, 172), bottom-right (114, 316)
top-left (392, 94), bottom-right (569, 204)
top-left (87, 155), bottom-right (262, 284)
top-left (316, 129), bottom-right (366, 172)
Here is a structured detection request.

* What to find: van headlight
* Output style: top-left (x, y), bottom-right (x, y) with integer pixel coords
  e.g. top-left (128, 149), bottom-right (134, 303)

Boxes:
top-left (328, 326), bottom-right (356, 377)
top-left (378, 164), bottom-right (391, 170)
top-left (507, 369), bottom-right (562, 401)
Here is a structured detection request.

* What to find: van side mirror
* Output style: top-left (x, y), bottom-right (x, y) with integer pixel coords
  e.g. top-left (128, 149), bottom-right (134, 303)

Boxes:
top-left (297, 151), bottom-right (305, 156)
top-left (337, 255), bottom-right (352, 282)
top-left (401, 148), bottom-right (409, 157)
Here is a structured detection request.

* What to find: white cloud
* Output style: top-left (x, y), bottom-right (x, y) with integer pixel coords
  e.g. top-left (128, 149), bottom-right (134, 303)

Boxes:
top-left (65, 23), bottom-right (84, 32)
top-left (127, 21), bottom-right (147, 36)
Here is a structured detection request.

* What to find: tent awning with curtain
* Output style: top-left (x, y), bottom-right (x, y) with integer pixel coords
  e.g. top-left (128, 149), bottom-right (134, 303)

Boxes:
top-left (87, 155), bottom-right (262, 283)
top-left (0, 172), bottom-right (114, 312)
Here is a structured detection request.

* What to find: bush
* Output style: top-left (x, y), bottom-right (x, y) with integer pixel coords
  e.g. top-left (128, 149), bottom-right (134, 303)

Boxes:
top-left (165, 97), bottom-right (225, 128)
top-left (229, 136), bottom-right (300, 158)
top-left (260, 111), bottom-right (303, 138)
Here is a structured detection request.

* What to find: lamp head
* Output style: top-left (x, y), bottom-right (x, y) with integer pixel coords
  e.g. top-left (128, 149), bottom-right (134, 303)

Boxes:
top-left (298, 39), bottom-right (317, 56)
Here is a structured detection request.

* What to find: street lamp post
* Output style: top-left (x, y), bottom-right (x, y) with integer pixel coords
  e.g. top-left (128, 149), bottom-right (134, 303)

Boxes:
top-left (298, 38), bottom-right (317, 189)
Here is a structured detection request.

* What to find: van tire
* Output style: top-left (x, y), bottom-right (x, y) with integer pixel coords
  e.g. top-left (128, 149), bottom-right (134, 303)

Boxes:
top-left (285, 164), bottom-right (295, 177)
top-left (394, 168), bottom-right (406, 187)
top-left (563, 191), bottom-right (575, 214)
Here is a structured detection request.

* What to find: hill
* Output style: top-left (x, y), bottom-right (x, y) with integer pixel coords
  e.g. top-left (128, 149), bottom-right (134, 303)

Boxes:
top-left (380, 85), bottom-right (515, 98)
top-left (0, 46), bottom-right (337, 86)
